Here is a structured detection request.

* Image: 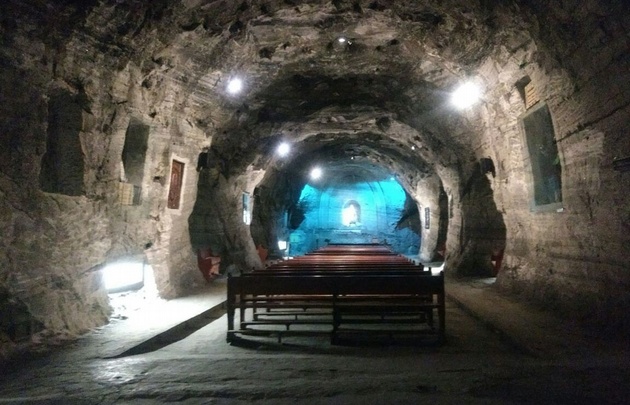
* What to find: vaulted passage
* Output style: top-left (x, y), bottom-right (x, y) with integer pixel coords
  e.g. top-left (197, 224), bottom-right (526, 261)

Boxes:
top-left (0, 1), bottom-right (629, 400)
top-left (251, 161), bottom-right (422, 257)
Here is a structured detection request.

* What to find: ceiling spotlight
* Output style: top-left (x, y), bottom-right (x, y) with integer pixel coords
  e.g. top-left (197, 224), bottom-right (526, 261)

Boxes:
top-left (277, 142), bottom-right (290, 157)
top-left (227, 77), bottom-right (243, 95)
top-left (451, 81), bottom-right (482, 109)
top-left (310, 167), bottom-right (323, 181)
top-left (336, 36), bottom-right (352, 46)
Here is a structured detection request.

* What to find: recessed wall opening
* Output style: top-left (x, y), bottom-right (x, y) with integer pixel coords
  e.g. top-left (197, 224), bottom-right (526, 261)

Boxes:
top-left (104, 261), bottom-right (160, 320)
top-left (341, 200), bottom-right (361, 226)
top-left (515, 76), bottom-right (532, 106)
top-left (39, 89), bottom-right (85, 196)
top-left (521, 103), bottom-right (563, 209)
top-left (103, 261), bottom-right (145, 293)
top-left (120, 119), bottom-right (149, 205)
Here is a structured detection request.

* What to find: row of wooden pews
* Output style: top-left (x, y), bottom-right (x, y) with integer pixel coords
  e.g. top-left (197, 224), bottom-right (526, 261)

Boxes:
top-left (226, 243), bottom-right (445, 345)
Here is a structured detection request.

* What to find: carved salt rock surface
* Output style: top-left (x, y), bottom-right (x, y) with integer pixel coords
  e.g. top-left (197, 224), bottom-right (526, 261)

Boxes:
top-left (1, 0), bottom-right (630, 359)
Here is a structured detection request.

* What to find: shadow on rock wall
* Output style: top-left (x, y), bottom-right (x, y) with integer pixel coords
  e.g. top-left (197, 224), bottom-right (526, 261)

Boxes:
top-left (189, 150), bottom-right (262, 275)
top-left (453, 158), bottom-right (506, 277)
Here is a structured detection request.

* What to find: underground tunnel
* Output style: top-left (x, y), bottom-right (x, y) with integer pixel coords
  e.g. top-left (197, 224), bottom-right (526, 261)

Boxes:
top-left (0, 0), bottom-right (629, 402)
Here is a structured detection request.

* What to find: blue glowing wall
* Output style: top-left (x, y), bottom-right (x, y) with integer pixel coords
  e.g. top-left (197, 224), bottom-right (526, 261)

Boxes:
top-left (288, 179), bottom-right (420, 255)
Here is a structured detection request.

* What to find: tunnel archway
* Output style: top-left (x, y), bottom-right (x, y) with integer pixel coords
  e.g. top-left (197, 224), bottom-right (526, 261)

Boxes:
top-left (274, 166), bottom-right (421, 257)
top-left (244, 136), bottom-right (452, 262)
top-left (2, 0), bottom-right (629, 352)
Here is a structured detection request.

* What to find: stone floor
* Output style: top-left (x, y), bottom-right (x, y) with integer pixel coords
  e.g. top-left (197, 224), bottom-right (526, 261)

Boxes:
top-left (0, 277), bottom-right (628, 404)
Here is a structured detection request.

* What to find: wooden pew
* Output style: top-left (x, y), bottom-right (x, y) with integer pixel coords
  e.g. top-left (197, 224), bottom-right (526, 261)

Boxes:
top-left (311, 244), bottom-right (396, 255)
top-left (243, 268), bottom-right (434, 325)
top-left (238, 244), bottom-right (434, 341)
top-left (226, 271), bottom-right (445, 345)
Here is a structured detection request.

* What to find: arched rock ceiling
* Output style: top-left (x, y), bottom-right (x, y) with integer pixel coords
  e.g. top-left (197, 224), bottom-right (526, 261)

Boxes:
top-left (254, 125), bottom-right (445, 201)
top-left (212, 110), bottom-right (460, 181)
top-left (28, 0), bottom-right (532, 178)
top-left (110, 0), bottom-right (515, 174)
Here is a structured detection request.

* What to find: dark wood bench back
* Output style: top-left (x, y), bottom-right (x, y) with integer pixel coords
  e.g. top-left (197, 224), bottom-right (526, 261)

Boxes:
top-left (229, 272), bottom-right (443, 296)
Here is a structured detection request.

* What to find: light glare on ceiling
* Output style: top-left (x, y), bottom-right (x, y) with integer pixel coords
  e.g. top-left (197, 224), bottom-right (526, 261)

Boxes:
top-left (227, 77), bottom-right (243, 94)
top-left (310, 167), bottom-right (323, 180)
top-left (277, 142), bottom-right (290, 157)
top-left (451, 81), bottom-right (482, 109)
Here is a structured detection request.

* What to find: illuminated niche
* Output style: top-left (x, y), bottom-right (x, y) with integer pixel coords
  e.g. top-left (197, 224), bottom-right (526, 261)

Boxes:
top-left (342, 200), bottom-right (361, 226)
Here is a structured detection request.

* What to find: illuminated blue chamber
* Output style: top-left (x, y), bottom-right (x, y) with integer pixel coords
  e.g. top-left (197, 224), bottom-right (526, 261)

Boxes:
top-left (288, 178), bottom-right (420, 256)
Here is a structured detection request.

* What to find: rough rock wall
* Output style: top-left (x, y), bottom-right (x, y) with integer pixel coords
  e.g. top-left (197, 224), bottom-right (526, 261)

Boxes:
top-left (473, 1), bottom-right (630, 331)
top-left (0, 1), bottom-right (208, 359)
top-left (0, 3), bottom-right (111, 357)
top-left (413, 174), bottom-right (444, 262)
top-left (249, 170), bottom-right (299, 258)
top-left (1, 0), bottom-right (629, 359)
top-left (189, 165), bottom-right (264, 274)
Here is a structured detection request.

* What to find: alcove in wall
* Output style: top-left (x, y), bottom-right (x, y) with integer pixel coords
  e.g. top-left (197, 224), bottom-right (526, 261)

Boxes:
top-left (120, 119), bottom-right (149, 205)
top-left (39, 89), bottom-right (85, 196)
top-left (520, 103), bottom-right (563, 211)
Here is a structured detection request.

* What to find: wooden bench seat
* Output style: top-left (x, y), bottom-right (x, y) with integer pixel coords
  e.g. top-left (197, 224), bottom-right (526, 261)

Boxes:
top-left (227, 272), bottom-right (445, 344)
top-left (250, 270), bottom-right (428, 277)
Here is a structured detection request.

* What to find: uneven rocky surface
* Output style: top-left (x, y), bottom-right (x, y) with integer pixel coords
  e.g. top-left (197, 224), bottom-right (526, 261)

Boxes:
top-left (0, 0), bottom-right (629, 360)
top-left (1, 287), bottom-right (629, 404)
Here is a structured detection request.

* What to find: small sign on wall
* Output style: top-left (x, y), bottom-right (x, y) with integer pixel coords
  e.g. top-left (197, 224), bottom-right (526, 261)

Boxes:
top-left (119, 182), bottom-right (134, 205)
top-left (118, 182), bottom-right (141, 206)
top-left (424, 207), bottom-right (430, 229)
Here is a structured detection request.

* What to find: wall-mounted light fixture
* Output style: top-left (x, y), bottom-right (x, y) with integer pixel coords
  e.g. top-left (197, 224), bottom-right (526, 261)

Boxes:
top-left (334, 36), bottom-right (352, 50)
top-left (338, 37), bottom-right (352, 45)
